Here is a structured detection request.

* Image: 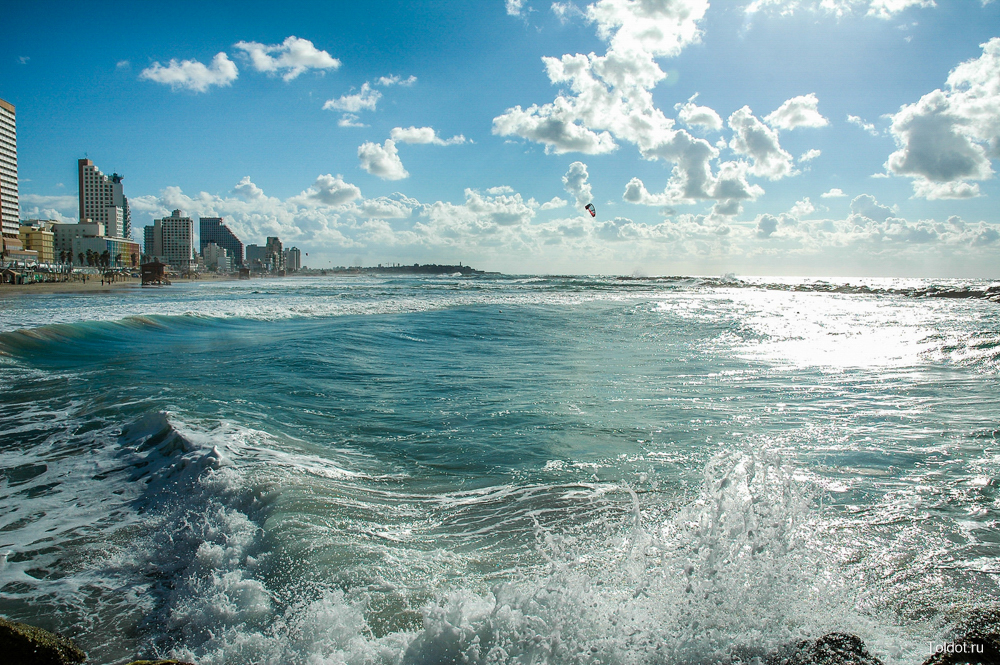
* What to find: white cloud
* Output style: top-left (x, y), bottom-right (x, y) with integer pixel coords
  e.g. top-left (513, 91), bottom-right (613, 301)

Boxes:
top-left (562, 161), bottom-right (594, 207)
top-left (376, 74), bottom-right (417, 87)
top-left (358, 139), bottom-right (409, 180)
top-left (390, 126), bottom-right (467, 145)
top-left (232, 176), bottom-right (265, 201)
top-left (850, 193), bottom-right (893, 222)
top-left (19, 194), bottom-right (79, 224)
top-left (338, 114), bottom-right (367, 128)
top-left (116, 60), bottom-right (130, 70)
top-left (886, 38), bottom-right (1000, 199)
top-left (295, 174), bottom-right (363, 207)
top-left (234, 36), bottom-right (340, 81)
top-left (541, 196), bottom-right (569, 210)
top-left (139, 52), bottom-right (238, 93)
top-left (551, 2), bottom-right (585, 21)
top-left (790, 197), bottom-right (815, 218)
top-left (746, 0), bottom-right (935, 19)
top-left (728, 106), bottom-right (796, 180)
top-left (507, 0), bottom-right (527, 16)
top-left (324, 82), bottom-right (382, 113)
top-left (764, 93), bottom-right (829, 130)
top-left (799, 149), bottom-right (821, 163)
top-left (821, 188), bottom-right (847, 198)
top-left (675, 94), bottom-right (723, 132)
top-left (866, 0), bottom-right (935, 20)
top-left (847, 114), bottom-right (880, 136)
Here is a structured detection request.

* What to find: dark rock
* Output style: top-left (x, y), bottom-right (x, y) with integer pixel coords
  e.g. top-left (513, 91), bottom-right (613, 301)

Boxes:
top-left (922, 607), bottom-right (1000, 665)
top-left (0, 617), bottom-right (86, 665)
top-left (765, 632), bottom-right (883, 665)
top-left (124, 661), bottom-right (197, 665)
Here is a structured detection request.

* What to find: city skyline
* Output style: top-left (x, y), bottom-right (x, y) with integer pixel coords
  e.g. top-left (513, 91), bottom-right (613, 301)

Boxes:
top-left (3, 0), bottom-right (1000, 276)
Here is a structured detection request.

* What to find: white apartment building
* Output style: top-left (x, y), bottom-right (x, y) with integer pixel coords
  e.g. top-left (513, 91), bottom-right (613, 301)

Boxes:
top-left (147, 209), bottom-right (195, 270)
top-left (203, 242), bottom-right (232, 273)
top-left (1, 99), bottom-right (21, 254)
top-left (78, 158), bottom-right (131, 240)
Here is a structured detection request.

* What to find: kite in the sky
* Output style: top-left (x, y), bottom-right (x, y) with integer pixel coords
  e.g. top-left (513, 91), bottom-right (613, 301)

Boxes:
top-left (585, 203), bottom-right (596, 217)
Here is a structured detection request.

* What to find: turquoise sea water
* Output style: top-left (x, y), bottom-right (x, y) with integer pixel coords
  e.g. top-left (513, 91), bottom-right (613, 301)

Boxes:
top-left (1, 274), bottom-right (998, 664)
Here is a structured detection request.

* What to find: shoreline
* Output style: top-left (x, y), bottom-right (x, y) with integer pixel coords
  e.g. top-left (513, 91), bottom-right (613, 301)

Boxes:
top-left (0, 274), bottom-right (239, 298)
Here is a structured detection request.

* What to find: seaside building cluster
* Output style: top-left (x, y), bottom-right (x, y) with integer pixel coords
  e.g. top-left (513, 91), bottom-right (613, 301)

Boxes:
top-left (0, 96), bottom-right (300, 284)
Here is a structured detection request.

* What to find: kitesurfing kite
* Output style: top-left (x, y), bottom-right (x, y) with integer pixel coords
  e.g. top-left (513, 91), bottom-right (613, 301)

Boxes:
top-left (585, 203), bottom-right (596, 217)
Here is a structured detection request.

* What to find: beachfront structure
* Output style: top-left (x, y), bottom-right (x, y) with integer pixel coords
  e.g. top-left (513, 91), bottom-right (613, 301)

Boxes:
top-left (203, 242), bottom-right (232, 273)
top-left (245, 244), bottom-right (268, 271)
top-left (52, 220), bottom-right (140, 267)
top-left (78, 158), bottom-right (131, 240)
top-left (283, 247), bottom-right (301, 272)
top-left (1, 98), bottom-right (26, 262)
top-left (19, 221), bottom-right (54, 264)
top-left (199, 217), bottom-right (243, 266)
top-left (146, 209), bottom-right (195, 270)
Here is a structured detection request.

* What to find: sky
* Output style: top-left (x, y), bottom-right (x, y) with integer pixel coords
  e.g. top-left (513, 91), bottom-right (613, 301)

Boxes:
top-left (3, 0), bottom-right (999, 276)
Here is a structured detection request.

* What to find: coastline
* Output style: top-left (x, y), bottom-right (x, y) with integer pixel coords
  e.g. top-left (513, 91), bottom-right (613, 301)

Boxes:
top-left (0, 274), bottom-right (238, 298)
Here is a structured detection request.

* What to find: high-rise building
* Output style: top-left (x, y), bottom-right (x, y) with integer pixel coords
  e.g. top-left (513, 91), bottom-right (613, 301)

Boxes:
top-left (203, 243), bottom-right (232, 273)
top-left (1, 98), bottom-right (22, 257)
top-left (265, 236), bottom-right (283, 271)
top-left (19, 221), bottom-right (54, 264)
top-left (283, 247), bottom-right (301, 272)
top-left (199, 217), bottom-right (244, 265)
top-left (146, 209), bottom-right (194, 269)
top-left (78, 158), bottom-right (131, 240)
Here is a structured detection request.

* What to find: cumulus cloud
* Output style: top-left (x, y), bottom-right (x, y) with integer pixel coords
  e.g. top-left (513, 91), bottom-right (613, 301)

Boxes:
top-left (850, 193), bottom-right (893, 222)
top-left (821, 188), bottom-right (847, 198)
top-left (358, 139), bottom-right (409, 180)
top-left (541, 196), bottom-right (569, 210)
top-left (19, 194), bottom-right (79, 224)
top-left (764, 93), bottom-right (829, 130)
top-left (118, 174), bottom-right (1000, 273)
top-left (885, 38), bottom-right (1000, 199)
top-left (324, 82), bottom-right (381, 113)
top-left (790, 197), bottom-right (815, 218)
top-left (675, 94), bottom-right (723, 132)
top-left (296, 174), bottom-right (363, 207)
top-left (562, 161), bottom-right (594, 207)
top-left (233, 36), bottom-right (340, 81)
top-left (847, 114), bottom-right (880, 136)
top-left (232, 176), bottom-right (265, 201)
top-left (139, 52), bottom-right (238, 93)
top-left (390, 126), bottom-right (467, 145)
top-left (728, 106), bottom-right (795, 180)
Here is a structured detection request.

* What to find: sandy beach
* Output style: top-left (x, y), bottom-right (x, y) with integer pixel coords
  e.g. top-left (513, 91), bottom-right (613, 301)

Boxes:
top-left (0, 274), bottom-right (239, 298)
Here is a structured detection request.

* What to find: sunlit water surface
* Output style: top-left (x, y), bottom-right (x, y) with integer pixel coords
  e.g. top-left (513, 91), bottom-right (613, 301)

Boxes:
top-left (0, 275), bottom-right (998, 664)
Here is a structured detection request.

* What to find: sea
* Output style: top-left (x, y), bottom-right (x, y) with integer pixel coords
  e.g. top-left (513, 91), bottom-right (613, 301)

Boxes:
top-left (0, 274), bottom-right (998, 665)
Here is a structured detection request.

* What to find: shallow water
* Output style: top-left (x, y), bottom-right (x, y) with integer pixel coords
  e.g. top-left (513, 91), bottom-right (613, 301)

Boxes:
top-left (1, 274), bottom-right (998, 664)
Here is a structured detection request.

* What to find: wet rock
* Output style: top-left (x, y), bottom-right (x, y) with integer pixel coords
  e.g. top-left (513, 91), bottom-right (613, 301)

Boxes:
top-left (765, 632), bottom-right (883, 665)
top-left (0, 617), bottom-right (86, 665)
top-left (922, 608), bottom-right (1000, 665)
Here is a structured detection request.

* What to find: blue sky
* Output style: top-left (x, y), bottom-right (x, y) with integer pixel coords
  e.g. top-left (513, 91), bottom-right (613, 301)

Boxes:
top-left (4, 0), bottom-right (999, 276)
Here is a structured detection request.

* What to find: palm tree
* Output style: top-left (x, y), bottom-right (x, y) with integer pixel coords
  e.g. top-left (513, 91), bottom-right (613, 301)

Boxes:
top-left (78, 252), bottom-right (84, 266)
top-left (86, 250), bottom-right (94, 266)
top-left (115, 253), bottom-right (122, 268)
top-left (131, 252), bottom-right (138, 268)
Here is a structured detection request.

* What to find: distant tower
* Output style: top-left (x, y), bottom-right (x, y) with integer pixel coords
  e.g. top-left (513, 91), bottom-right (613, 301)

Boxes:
top-left (0, 99), bottom-right (20, 252)
top-left (199, 217), bottom-right (244, 265)
top-left (78, 158), bottom-right (131, 239)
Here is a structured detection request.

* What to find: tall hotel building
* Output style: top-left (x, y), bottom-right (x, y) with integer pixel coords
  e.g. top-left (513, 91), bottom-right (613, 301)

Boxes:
top-left (1, 98), bottom-right (21, 256)
top-left (145, 209), bottom-right (195, 269)
top-left (199, 217), bottom-right (244, 266)
top-left (78, 158), bottom-right (131, 239)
